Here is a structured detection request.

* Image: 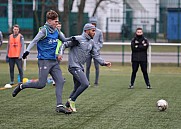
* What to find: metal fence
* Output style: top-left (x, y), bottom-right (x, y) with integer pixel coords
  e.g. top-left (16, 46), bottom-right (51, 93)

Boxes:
top-left (1, 0), bottom-right (181, 42)
top-left (1, 41), bottom-right (181, 73)
top-left (104, 17), bottom-right (157, 42)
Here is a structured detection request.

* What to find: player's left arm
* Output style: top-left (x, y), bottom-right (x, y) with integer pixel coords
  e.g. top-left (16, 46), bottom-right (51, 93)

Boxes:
top-left (91, 42), bottom-right (111, 67)
top-left (58, 32), bottom-right (72, 42)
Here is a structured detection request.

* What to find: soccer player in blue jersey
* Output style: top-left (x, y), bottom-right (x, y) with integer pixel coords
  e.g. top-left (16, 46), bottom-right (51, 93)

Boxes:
top-left (12, 10), bottom-right (72, 114)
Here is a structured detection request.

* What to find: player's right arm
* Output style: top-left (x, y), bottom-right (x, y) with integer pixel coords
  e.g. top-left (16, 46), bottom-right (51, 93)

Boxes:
top-left (26, 28), bottom-right (46, 52)
top-left (131, 38), bottom-right (141, 52)
top-left (22, 28), bottom-right (46, 59)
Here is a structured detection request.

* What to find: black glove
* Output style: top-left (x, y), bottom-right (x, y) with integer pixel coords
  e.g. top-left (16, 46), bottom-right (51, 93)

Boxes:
top-left (71, 36), bottom-right (79, 46)
top-left (71, 36), bottom-right (76, 41)
top-left (22, 51), bottom-right (30, 59)
top-left (6, 56), bottom-right (9, 63)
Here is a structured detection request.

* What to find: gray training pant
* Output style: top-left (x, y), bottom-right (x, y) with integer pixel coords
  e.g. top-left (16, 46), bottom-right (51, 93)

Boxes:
top-left (21, 60), bottom-right (65, 106)
top-left (86, 56), bottom-right (99, 84)
top-left (68, 67), bottom-right (89, 101)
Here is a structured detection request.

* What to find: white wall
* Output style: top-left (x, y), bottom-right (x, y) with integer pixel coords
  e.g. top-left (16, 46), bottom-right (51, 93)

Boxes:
top-left (132, 0), bottom-right (159, 32)
top-left (59, 0), bottom-right (159, 33)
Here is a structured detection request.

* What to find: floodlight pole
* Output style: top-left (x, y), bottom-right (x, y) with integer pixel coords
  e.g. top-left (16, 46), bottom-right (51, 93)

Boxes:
top-left (177, 0), bottom-right (180, 67)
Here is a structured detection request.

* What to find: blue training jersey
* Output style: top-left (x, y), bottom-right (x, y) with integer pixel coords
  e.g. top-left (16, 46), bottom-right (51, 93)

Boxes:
top-left (37, 27), bottom-right (58, 60)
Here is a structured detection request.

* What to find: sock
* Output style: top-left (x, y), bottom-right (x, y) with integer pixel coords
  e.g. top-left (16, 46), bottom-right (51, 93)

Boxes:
top-left (57, 105), bottom-right (63, 107)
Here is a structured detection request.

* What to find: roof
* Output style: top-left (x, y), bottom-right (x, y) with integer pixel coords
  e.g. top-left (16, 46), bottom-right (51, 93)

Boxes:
top-left (125, 0), bottom-right (146, 11)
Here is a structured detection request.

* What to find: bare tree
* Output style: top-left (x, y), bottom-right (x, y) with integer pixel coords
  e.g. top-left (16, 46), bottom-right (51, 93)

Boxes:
top-left (33, 0), bottom-right (74, 37)
top-left (33, 0), bottom-right (120, 36)
top-left (92, 0), bottom-right (119, 17)
top-left (41, 0), bottom-right (46, 26)
top-left (76, 0), bottom-right (119, 34)
top-left (50, 0), bottom-right (69, 36)
top-left (33, 0), bottom-right (46, 36)
top-left (50, 0), bottom-right (74, 37)
top-left (60, 0), bottom-right (74, 36)
top-left (77, 0), bottom-right (86, 34)
top-left (62, 0), bottom-right (70, 36)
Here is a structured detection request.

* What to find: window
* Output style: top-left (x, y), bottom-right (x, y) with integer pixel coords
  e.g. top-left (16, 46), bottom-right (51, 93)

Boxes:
top-left (110, 8), bottom-right (120, 22)
top-left (0, 5), bottom-right (7, 17)
top-left (13, 1), bottom-right (33, 18)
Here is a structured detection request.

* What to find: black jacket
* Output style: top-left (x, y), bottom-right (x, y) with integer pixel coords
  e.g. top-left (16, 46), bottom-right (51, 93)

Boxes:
top-left (131, 35), bottom-right (149, 62)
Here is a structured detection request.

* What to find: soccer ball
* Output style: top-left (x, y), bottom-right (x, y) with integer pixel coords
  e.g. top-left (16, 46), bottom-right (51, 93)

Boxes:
top-left (156, 99), bottom-right (168, 111)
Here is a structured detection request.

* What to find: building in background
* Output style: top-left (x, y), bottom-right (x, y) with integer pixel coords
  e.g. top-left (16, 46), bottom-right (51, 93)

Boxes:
top-left (160, 0), bottom-right (181, 41)
top-left (59, 0), bottom-right (159, 41)
top-left (0, 0), bottom-right (181, 42)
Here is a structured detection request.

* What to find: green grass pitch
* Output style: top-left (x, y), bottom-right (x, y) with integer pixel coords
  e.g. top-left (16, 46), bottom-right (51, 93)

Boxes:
top-left (0, 61), bottom-right (181, 129)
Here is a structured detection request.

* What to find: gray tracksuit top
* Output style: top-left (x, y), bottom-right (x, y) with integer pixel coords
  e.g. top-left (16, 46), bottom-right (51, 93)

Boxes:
top-left (93, 28), bottom-right (103, 50)
top-left (60, 32), bottom-right (106, 69)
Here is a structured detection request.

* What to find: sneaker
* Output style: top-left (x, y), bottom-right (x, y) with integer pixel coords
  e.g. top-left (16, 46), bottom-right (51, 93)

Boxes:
top-left (12, 83), bottom-right (22, 97)
top-left (94, 83), bottom-right (98, 86)
top-left (68, 98), bottom-right (77, 112)
top-left (56, 106), bottom-right (72, 114)
top-left (128, 85), bottom-right (134, 89)
top-left (52, 78), bottom-right (66, 86)
top-left (147, 86), bottom-right (152, 89)
top-left (52, 80), bottom-right (55, 86)
top-left (9, 81), bottom-right (14, 85)
top-left (63, 78), bottom-right (66, 82)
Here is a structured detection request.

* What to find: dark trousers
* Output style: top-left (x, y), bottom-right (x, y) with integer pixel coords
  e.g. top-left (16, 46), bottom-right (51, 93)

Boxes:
top-left (9, 58), bottom-right (23, 82)
top-left (130, 61), bottom-right (150, 86)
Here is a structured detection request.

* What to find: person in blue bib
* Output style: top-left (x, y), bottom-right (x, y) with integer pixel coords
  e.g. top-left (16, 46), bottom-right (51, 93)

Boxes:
top-left (12, 10), bottom-right (72, 114)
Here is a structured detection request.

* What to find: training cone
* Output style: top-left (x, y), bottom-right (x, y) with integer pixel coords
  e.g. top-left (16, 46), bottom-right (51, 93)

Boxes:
top-left (4, 84), bottom-right (12, 88)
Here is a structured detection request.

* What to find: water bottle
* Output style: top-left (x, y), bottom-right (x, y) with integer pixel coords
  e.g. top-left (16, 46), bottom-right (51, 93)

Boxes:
top-left (47, 77), bottom-right (53, 84)
top-left (17, 74), bottom-right (20, 83)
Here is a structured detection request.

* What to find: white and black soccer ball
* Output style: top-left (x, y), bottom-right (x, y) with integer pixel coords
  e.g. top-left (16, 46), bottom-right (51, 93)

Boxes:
top-left (156, 99), bottom-right (168, 111)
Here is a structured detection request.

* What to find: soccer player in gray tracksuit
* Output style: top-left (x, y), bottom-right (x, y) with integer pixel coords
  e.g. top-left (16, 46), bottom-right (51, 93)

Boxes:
top-left (59, 23), bottom-right (111, 112)
top-left (86, 17), bottom-right (104, 86)
top-left (12, 10), bottom-right (72, 114)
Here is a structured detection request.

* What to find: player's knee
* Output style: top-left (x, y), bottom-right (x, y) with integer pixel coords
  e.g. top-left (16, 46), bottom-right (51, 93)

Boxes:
top-left (82, 82), bottom-right (89, 88)
top-left (56, 78), bottom-right (65, 85)
top-left (141, 69), bottom-right (147, 73)
top-left (132, 71), bottom-right (137, 74)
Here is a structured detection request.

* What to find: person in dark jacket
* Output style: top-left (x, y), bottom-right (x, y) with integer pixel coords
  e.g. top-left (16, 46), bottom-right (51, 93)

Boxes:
top-left (129, 27), bottom-right (151, 89)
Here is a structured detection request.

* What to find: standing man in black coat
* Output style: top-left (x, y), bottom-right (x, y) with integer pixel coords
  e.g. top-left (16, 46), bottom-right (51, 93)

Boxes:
top-left (129, 27), bottom-right (151, 89)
